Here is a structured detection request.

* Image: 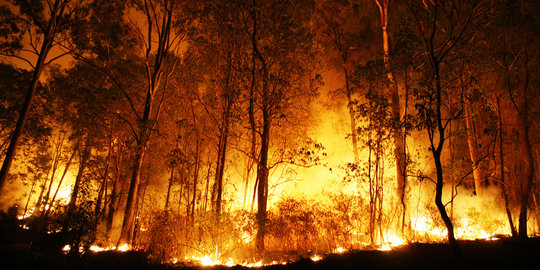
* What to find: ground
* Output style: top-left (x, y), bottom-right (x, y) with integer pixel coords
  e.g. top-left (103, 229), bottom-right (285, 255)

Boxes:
top-left (1, 236), bottom-right (539, 270)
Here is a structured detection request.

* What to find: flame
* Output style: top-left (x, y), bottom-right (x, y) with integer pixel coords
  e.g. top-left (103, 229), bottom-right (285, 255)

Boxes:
top-left (88, 244), bottom-right (131, 253)
top-left (385, 232), bottom-right (405, 247)
top-left (117, 244), bottom-right (130, 252)
top-left (310, 255), bottom-right (322, 261)
top-left (189, 255), bottom-right (266, 268)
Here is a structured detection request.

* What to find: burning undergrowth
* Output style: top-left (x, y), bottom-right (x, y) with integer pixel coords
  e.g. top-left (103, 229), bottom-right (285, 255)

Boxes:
top-left (97, 184), bottom-right (512, 267)
top-left (0, 164), bottom-right (519, 269)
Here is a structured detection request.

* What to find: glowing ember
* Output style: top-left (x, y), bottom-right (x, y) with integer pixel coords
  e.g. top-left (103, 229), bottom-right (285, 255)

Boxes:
top-left (117, 244), bottom-right (130, 252)
top-left (188, 255), bottom-right (279, 268)
top-left (378, 244), bottom-right (392, 251)
top-left (89, 245), bottom-right (107, 252)
top-left (311, 255), bottom-right (322, 261)
top-left (385, 232), bottom-right (406, 247)
top-left (196, 255), bottom-right (215, 266)
top-left (87, 244), bottom-right (130, 253)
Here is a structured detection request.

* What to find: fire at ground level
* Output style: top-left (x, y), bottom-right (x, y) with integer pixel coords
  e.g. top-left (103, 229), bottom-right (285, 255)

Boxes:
top-left (1, 235), bottom-right (539, 270)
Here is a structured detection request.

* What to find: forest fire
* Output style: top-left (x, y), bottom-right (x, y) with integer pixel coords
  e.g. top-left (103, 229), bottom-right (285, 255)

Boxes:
top-left (0, 0), bottom-right (539, 269)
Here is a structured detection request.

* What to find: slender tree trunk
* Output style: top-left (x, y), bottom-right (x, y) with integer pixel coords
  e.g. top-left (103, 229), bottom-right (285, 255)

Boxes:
top-left (35, 175), bottom-right (49, 211)
top-left (368, 137), bottom-right (374, 244)
top-left (42, 132), bottom-right (66, 212)
top-left (496, 97), bottom-right (517, 237)
top-left (375, 0), bottom-right (407, 232)
top-left (251, 0), bottom-right (272, 255)
top-left (432, 61), bottom-right (459, 252)
top-left (255, 110), bottom-right (270, 255)
top-left (204, 158), bottom-right (211, 212)
top-left (516, 100), bottom-right (533, 238)
top-left (96, 136), bottom-right (113, 218)
top-left (434, 149), bottom-right (458, 249)
top-left (515, 52), bottom-right (533, 239)
top-left (23, 176), bottom-right (39, 218)
top-left (164, 166), bottom-right (175, 211)
top-left (178, 167), bottom-right (184, 211)
top-left (215, 105), bottom-right (231, 218)
top-left (191, 137), bottom-right (200, 224)
top-left (243, 160), bottom-right (254, 209)
top-left (67, 138), bottom-right (92, 215)
top-left (118, 0), bottom-right (176, 245)
top-left (44, 142), bottom-right (78, 218)
top-left (0, 32), bottom-right (55, 196)
top-left (464, 99), bottom-right (485, 196)
top-left (118, 143), bottom-right (145, 246)
top-left (344, 67), bottom-right (359, 163)
top-left (253, 29), bottom-right (270, 255)
top-left (106, 142), bottom-right (123, 237)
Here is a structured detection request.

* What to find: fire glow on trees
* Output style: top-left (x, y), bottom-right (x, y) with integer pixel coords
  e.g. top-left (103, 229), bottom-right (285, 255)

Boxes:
top-left (0, 0), bottom-right (539, 267)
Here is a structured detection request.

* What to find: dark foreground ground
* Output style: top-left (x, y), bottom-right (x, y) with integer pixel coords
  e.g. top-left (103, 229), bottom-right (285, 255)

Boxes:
top-left (1, 237), bottom-right (539, 270)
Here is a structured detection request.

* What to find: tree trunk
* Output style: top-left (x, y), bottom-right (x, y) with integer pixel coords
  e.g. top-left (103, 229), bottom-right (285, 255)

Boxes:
top-left (43, 142), bottom-right (78, 218)
top-left (164, 166), bottom-right (175, 211)
top-left (434, 149), bottom-right (458, 247)
top-left (214, 102), bottom-right (231, 218)
top-left (0, 51), bottom-right (49, 193)
top-left (118, 143), bottom-right (145, 246)
top-left (67, 138), bottom-right (92, 215)
top-left (0, 0), bottom-right (63, 195)
top-left (96, 139), bottom-right (113, 218)
top-left (41, 132), bottom-right (66, 213)
top-left (255, 110), bottom-right (270, 255)
top-left (496, 97), bottom-right (517, 237)
top-left (118, 0), bottom-right (175, 246)
top-left (253, 27), bottom-right (270, 254)
top-left (191, 137), bottom-right (200, 224)
top-left (515, 52), bottom-right (533, 239)
top-left (106, 142), bottom-right (123, 237)
top-left (464, 100), bottom-right (485, 196)
top-left (432, 62), bottom-right (459, 253)
top-left (516, 100), bottom-right (533, 238)
top-left (344, 67), bottom-right (359, 163)
top-left (204, 157), bottom-right (211, 212)
top-left (375, 0), bottom-right (407, 232)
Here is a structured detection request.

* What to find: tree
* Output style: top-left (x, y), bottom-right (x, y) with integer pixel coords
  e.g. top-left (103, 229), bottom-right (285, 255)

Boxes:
top-left (192, 0), bottom-right (245, 219)
top-left (373, 0), bottom-right (408, 234)
top-left (482, 0), bottom-right (539, 238)
top-left (115, 0), bottom-right (196, 246)
top-left (315, 0), bottom-right (366, 163)
top-left (407, 0), bottom-right (490, 251)
top-left (351, 59), bottom-right (393, 244)
top-left (243, 0), bottom-right (317, 254)
top-left (0, 0), bottom-right (88, 195)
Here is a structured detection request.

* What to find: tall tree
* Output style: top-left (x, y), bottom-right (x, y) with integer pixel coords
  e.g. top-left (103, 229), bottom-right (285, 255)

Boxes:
top-left (193, 0), bottom-right (245, 219)
top-left (407, 0), bottom-right (489, 251)
top-left (373, 0), bottom-right (408, 233)
top-left (314, 0), bottom-right (374, 163)
top-left (116, 0), bottom-right (195, 246)
top-left (244, 0), bottom-right (317, 254)
top-left (0, 0), bottom-right (87, 195)
top-left (477, 0), bottom-right (539, 238)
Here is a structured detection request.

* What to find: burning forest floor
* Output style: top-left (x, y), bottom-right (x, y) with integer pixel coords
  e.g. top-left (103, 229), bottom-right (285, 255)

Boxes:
top-left (2, 232), bottom-right (540, 270)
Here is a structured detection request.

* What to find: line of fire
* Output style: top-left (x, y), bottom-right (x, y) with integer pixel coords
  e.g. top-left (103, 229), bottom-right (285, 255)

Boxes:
top-left (0, 0), bottom-right (539, 269)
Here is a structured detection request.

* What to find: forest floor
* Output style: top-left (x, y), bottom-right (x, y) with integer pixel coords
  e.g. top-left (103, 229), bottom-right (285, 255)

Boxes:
top-left (1, 233), bottom-right (540, 270)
